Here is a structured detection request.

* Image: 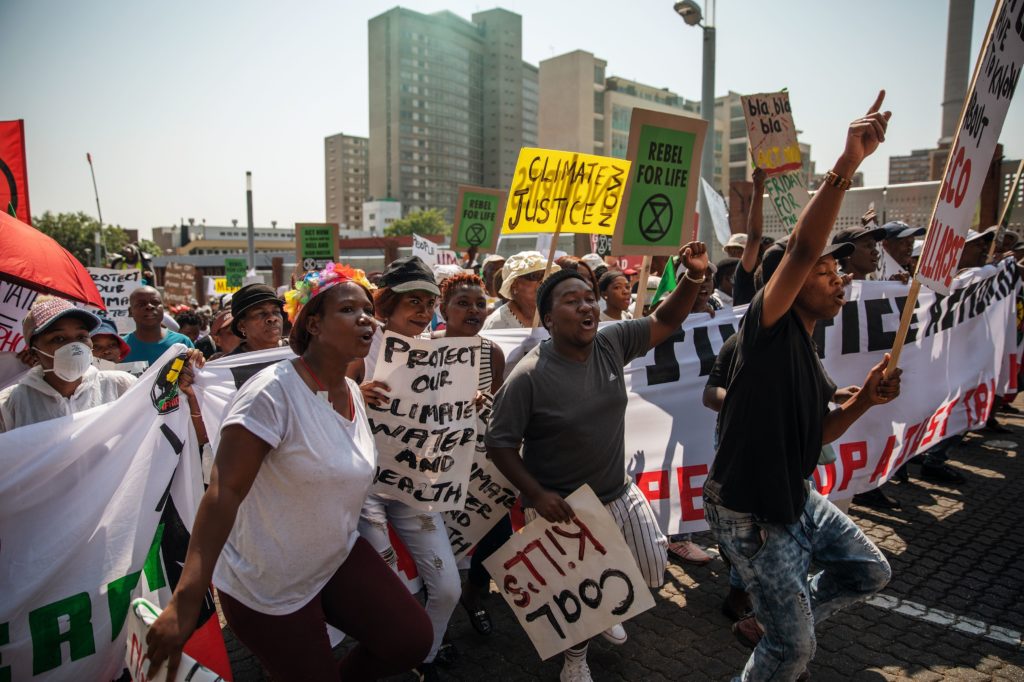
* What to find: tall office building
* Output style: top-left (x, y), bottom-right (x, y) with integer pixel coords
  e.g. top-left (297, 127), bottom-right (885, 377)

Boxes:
top-left (538, 50), bottom-right (701, 159)
top-left (325, 133), bottom-right (369, 231)
top-left (367, 7), bottom-right (537, 220)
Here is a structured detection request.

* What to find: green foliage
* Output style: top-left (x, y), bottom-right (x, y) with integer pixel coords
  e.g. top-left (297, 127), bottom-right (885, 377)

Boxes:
top-left (32, 211), bottom-right (130, 267)
top-left (383, 208), bottom-right (452, 237)
top-left (137, 239), bottom-right (162, 257)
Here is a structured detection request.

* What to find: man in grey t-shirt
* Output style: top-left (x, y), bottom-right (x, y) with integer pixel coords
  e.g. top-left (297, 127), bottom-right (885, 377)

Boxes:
top-left (486, 242), bottom-right (709, 682)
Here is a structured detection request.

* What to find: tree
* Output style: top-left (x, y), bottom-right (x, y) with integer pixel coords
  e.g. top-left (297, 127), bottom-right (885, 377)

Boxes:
top-left (383, 208), bottom-right (452, 237)
top-left (137, 238), bottom-right (162, 257)
top-left (32, 211), bottom-right (129, 267)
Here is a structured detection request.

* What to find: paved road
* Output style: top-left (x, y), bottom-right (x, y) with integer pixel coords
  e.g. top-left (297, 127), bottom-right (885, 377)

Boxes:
top-left (224, 404), bottom-right (1024, 681)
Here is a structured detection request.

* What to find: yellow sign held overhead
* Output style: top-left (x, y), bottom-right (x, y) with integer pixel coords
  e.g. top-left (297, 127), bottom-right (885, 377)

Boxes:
top-left (501, 148), bottom-right (631, 235)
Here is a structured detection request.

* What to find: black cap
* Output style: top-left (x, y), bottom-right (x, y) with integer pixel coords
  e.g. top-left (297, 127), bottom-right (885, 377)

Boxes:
top-left (881, 221), bottom-right (926, 240)
top-left (379, 256), bottom-right (440, 296)
top-left (755, 241), bottom-right (852, 290)
top-left (231, 284), bottom-right (283, 337)
top-left (832, 226), bottom-right (887, 244)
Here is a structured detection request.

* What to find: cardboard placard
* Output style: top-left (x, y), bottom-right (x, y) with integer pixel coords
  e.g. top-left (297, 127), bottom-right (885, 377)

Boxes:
top-left (741, 91), bottom-right (809, 232)
top-left (444, 454), bottom-right (517, 561)
top-left (611, 110), bottom-right (707, 256)
top-left (365, 332), bottom-right (481, 511)
top-left (412, 233), bottom-right (459, 267)
top-left (296, 223), bottom-right (339, 272)
top-left (483, 485), bottom-right (656, 659)
top-left (0, 281), bottom-right (37, 353)
top-left (452, 186), bottom-right (505, 252)
top-left (223, 259), bottom-right (246, 288)
top-left (162, 262), bottom-right (195, 306)
top-left (501, 148), bottom-right (631, 235)
top-left (87, 268), bottom-right (143, 334)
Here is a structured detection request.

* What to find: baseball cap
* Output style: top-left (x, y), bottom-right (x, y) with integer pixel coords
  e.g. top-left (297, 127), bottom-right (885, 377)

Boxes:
top-left (380, 256), bottom-right (441, 295)
top-left (881, 221), bottom-right (926, 240)
top-left (832, 226), bottom-right (887, 244)
top-left (965, 228), bottom-right (995, 243)
top-left (22, 295), bottom-right (102, 343)
top-left (91, 318), bottom-right (131, 361)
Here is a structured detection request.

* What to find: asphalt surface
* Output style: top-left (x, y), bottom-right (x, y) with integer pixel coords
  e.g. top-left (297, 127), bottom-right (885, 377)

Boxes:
top-left (222, 402), bottom-right (1024, 681)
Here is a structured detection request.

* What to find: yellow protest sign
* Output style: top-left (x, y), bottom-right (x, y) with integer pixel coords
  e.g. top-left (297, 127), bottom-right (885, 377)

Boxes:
top-left (213, 278), bottom-right (240, 295)
top-left (501, 148), bottom-right (631, 235)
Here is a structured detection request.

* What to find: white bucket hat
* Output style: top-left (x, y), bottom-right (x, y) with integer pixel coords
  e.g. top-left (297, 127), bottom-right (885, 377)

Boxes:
top-left (499, 251), bottom-right (560, 299)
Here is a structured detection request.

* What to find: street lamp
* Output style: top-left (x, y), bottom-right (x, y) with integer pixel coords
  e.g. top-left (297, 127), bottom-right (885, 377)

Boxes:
top-left (674, 0), bottom-right (716, 256)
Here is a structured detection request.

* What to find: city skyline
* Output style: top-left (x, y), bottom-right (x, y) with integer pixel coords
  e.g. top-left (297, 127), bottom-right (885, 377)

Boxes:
top-left (1, 0), bottom-right (1021, 239)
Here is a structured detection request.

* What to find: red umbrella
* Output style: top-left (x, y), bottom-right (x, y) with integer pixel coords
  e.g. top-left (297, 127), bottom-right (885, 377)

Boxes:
top-left (0, 212), bottom-right (106, 309)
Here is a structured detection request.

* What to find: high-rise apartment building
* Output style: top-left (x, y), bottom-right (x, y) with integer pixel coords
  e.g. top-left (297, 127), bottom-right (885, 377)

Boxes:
top-left (325, 133), bottom-right (369, 231)
top-left (538, 51), bottom-right (701, 161)
top-left (889, 148), bottom-right (940, 185)
top-left (367, 7), bottom-right (537, 220)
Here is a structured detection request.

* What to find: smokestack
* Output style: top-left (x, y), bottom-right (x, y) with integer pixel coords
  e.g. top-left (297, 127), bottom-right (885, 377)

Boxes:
top-left (940, 0), bottom-right (974, 146)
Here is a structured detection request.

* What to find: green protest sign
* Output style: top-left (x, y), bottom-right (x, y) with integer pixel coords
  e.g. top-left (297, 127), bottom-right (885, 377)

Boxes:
top-left (224, 258), bottom-right (246, 288)
top-left (296, 223), bottom-right (339, 272)
top-left (613, 110), bottom-right (707, 256)
top-left (452, 186), bottom-right (504, 252)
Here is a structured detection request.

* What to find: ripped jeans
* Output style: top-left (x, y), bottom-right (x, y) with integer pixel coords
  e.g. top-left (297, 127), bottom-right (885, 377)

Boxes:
top-left (705, 489), bottom-right (891, 681)
top-left (358, 494), bottom-right (461, 664)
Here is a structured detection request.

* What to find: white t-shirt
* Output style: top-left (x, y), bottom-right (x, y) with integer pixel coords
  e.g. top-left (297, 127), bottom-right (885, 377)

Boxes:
top-left (481, 303), bottom-right (524, 331)
top-left (213, 361), bottom-right (377, 615)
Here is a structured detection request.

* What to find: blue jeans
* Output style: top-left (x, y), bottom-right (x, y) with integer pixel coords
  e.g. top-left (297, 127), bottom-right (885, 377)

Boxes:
top-left (705, 489), bottom-right (891, 681)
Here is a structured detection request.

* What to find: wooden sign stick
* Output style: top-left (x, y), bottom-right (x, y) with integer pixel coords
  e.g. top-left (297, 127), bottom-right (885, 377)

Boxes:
top-left (531, 154), bottom-right (579, 328)
top-left (631, 256), bottom-right (652, 319)
top-left (987, 159), bottom-right (1024, 261)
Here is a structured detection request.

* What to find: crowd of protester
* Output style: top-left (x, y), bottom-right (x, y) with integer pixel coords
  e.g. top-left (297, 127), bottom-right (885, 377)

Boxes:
top-left (4, 91), bottom-right (1023, 682)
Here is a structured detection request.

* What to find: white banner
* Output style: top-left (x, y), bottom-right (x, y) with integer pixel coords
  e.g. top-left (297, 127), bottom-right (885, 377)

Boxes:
top-left (700, 178), bottom-right (731, 249)
top-left (483, 259), bottom-right (1021, 535)
top-left (916, 0), bottom-right (1024, 294)
top-left (482, 485), bottom-right (656, 660)
top-left (87, 268), bottom-right (143, 334)
top-left (367, 332), bottom-right (481, 511)
top-left (0, 346), bottom-right (194, 681)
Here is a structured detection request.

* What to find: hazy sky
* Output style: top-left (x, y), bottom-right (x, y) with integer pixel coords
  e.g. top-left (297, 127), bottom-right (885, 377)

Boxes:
top-left (2, 0), bottom-right (1020, 239)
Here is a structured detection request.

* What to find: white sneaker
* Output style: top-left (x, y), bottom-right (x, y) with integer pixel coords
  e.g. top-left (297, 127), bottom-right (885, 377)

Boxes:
top-left (560, 654), bottom-right (593, 682)
top-left (600, 622), bottom-right (627, 645)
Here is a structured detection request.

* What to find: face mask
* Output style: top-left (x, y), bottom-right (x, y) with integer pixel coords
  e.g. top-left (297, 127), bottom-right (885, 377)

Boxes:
top-left (35, 342), bottom-right (93, 382)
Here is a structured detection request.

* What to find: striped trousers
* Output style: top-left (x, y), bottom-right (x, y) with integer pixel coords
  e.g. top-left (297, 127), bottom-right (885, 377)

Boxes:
top-left (525, 481), bottom-right (668, 588)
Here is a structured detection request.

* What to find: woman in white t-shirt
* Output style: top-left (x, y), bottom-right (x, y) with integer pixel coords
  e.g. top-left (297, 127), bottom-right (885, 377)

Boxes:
top-left (146, 264), bottom-right (432, 682)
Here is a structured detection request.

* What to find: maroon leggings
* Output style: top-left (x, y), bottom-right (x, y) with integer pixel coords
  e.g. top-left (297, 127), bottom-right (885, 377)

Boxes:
top-left (218, 537), bottom-right (432, 681)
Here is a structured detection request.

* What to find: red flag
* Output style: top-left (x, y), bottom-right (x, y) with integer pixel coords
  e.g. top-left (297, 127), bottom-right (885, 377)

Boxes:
top-left (0, 120), bottom-right (31, 225)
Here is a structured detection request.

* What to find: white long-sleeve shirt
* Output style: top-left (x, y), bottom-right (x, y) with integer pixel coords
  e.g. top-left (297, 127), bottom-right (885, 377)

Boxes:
top-left (0, 365), bottom-right (136, 433)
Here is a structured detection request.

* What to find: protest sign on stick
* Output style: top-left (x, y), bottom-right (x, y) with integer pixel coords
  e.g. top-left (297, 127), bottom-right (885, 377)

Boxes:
top-left (224, 258), bottom-right (246, 288)
top-left (452, 186), bottom-right (505, 253)
top-left (502, 147), bottom-right (631, 325)
top-left (483, 485), bottom-right (656, 660)
top-left (296, 223), bottom-right (339, 272)
top-left (162, 262), bottom-right (195, 306)
top-left (612, 110), bottom-right (705, 257)
top-left (741, 91), bottom-right (809, 232)
top-left (87, 267), bottom-right (143, 333)
top-left (366, 332), bottom-right (481, 511)
top-left (888, 0), bottom-right (1024, 374)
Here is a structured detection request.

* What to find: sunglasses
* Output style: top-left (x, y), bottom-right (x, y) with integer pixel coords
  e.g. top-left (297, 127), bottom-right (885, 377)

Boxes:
top-left (518, 271), bottom-right (544, 283)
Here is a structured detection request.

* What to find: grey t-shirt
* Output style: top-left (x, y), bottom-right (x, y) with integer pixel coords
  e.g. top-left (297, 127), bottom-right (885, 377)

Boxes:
top-left (486, 318), bottom-right (650, 504)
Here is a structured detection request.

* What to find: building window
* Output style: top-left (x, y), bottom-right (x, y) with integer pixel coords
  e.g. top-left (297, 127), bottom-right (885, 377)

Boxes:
top-left (593, 119), bottom-right (604, 143)
top-left (594, 64), bottom-right (604, 84)
top-left (729, 142), bottom-right (748, 163)
top-left (730, 166), bottom-right (748, 182)
top-left (593, 91), bottom-right (604, 115)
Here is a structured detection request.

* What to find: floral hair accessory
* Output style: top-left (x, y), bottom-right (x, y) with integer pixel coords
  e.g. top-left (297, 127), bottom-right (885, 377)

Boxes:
top-left (284, 262), bottom-right (374, 322)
